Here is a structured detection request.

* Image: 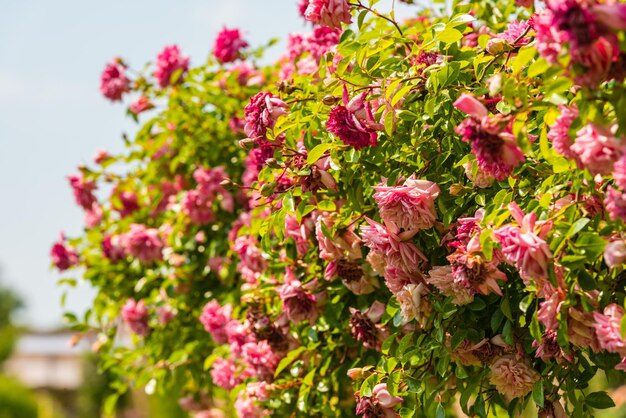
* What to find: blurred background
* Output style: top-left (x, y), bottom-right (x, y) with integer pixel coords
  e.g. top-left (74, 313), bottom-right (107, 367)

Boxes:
top-left (1, 0), bottom-right (625, 417)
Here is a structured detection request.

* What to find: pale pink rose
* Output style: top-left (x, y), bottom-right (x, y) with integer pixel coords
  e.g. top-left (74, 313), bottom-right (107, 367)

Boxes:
top-left (199, 300), bottom-right (232, 344)
top-left (568, 307), bottom-right (601, 352)
top-left (360, 218), bottom-right (427, 274)
top-left (383, 265), bottom-right (423, 295)
top-left (366, 250), bottom-right (386, 275)
top-left (605, 186), bottom-right (626, 222)
top-left (463, 161), bottom-right (495, 188)
top-left (210, 358), bottom-right (241, 390)
top-left (246, 382), bottom-right (270, 401)
top-left (226, 320), bottom-right (253, 355)
top-left (494, 202), bottom-right (553, 283)
top-left (373, 175), bottom-right (440, 236)
top-left (121, 224), bottom-right (164, 263)
top-left (426, 265), bottom-right (474, 306)
top-left (234, 392), bottom-right (270, 418)
top-left (537, 290), bottom-right (565, 332)
top-left (570, 124), bottom-right (623, 176)
top-left (315, 213), bottom-right (362, 261)
top-left (548, 104), bottom-right (579, 160)
top-left (285, 215), bottom-right (312, 256)
top-left (233, 236), bottom-right (268, 284)
top-left (593, 304), bottom-right (626, 356)
top-left (453, 93), bottom-right (488, 119)
top-left (50, 233), bottom-right (79, 271)
top-left (396, 283), bottom-right (430, 324)
top-left (448, 246), bottom-right (507, 297)
top-left (372, 383), bottom-right (403, 408)
top-left (121, 299), bottom-right (150, 336)
top-left (489, 355), bottom-right (540, 398)
top-left (355, 384), bottom-right (401, 418)
top-left (613, 154), bottom-right (626, 190)
top-left (305, 0), bottom-right (352, 29)
top-left (605, 239), bottom-right (626, 268)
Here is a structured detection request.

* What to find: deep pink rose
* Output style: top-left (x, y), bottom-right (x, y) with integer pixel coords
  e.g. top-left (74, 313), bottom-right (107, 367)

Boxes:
top-left (154, 45), bottom-right (189, 88)
top-left (213, 27), bottom-right (249, 64)
top-left (50, 233), bottom-right (79, 271)
top-left (121, 298), bottom-right (150, 336)
top-left (100, 59), bottom-right (130, 101)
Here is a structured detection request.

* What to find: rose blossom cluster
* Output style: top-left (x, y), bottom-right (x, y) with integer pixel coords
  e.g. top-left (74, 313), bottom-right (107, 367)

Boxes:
top-left (327, 87), bottom-right (382, 149)
top-left (494, 202), bottom-right (553, 288)
top-left (182, 166), bottom-right (233, 225)
top-left (427, 210), bottom-right (507, 305)
top-left (279, 26), bottom-right (340, 79)
top-left (304, 0), bottom-right (352, 29)
top-left (277, 268), bottom-right (318, 324)
top-left (454, 93), bottom-right (524, 181)
top-left (199, 299), bottom-right (280, 415)
top-left (243, 91), bottom-right (289, 142)
top-left (534, 0), bottom-right (626, 86)
top-left (213, 27), bottom-right (249, 64)
top-left (100, 59), bottom-right (130, 101)
top-left (121, 298), bottom-right (150, 336)
top-left (153, 45), bottom-right (190, 88)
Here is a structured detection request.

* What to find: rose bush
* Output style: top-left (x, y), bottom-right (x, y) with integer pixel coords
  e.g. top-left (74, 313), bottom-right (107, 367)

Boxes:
top-left (54, 0), bottom-right (626, 416)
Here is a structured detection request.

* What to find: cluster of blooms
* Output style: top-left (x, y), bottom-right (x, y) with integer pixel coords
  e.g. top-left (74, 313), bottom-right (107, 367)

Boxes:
top-left (53, 0), bottom-right (626, 417)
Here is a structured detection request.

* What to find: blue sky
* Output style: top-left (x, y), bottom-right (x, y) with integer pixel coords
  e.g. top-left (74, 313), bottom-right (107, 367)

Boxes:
top-left (0, 0), bottom-right (415, 328)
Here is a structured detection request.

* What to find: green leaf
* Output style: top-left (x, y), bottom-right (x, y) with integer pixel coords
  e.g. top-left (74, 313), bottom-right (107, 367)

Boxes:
top-left (275, 346), bottom-right (307, 377)
top-left (307, 143), bottom-right (332, 165)
top-left (532, 380), bottom-right (544, 408)
top-left (566, 218), bottom-right (590, 238)
top-left (360, 373), bottom-right (380, 397)
top-left (511, 46), bottom-right (536, 75)
top-left (585, 391), bottom-right (615, 409)
top-left (318, 200), bottom-right (336, 212)
top-left (436, 28), bottom-right (463, 45)
top-left (436, 403), bottom-right (445, 418)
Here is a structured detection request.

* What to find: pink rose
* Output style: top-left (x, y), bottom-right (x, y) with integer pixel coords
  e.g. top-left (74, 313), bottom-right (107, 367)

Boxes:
top-left (50, 233), bottom-right (79, 271)
top-left (213, 27), bottom-right (249, 64)
top-left (121, 298), bottom-right (150, 336)
top-left (100, 59), bottom-right (130, 101)
top-left (453, 93), bottom-right (488, 119)
top-left (304, 0), bottom-right (352, 29)
top-left (571, 124), bottom-right (623, 175)
top-left (373, 175), bottom-right (440, 237)
top-left (154, 45), bottom-right (189, 88)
